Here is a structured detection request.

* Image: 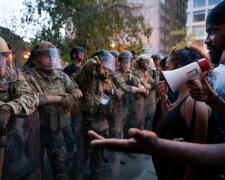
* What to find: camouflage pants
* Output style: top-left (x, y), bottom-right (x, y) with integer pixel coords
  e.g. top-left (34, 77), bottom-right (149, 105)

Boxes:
top-left (40, 127), bottom-right (68, 180)
top-left (82, 113), bottom-right (109, 174)
top-left (109, 99), bottom-right (123, 178)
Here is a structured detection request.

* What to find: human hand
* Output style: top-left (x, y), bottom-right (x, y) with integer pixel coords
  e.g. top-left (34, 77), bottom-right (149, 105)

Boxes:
top-left (73, 89), bottom-right (83, 100)
top-left (88, 128), bottom-right (158, 155)
top-left (188, 71), bottom-right (215, 103)
top-left (157, 81), bottom-right (168, 101)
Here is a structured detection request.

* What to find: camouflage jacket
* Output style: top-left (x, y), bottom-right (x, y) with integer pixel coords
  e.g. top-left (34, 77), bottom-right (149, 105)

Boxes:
top-left (133, 69), bottom-right (154, 90)
top-left (71, 59), bottom-right (112, 114)
top-left (113, 69), bottom-right (143, 97)
top-left (23, 68), bottom-right (80, 131)
top-left (0, 70), bottom-right (39, 116)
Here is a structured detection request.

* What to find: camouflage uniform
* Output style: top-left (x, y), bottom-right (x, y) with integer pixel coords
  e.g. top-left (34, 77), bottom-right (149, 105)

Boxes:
top-left (24, 68), bottom-right (81, 180)
top-left (71, 59), bottom-right (111, 178)
top-left (132, 69), bottom-right (154, 129)
top-left (0, 70), bottom-right (39, 179)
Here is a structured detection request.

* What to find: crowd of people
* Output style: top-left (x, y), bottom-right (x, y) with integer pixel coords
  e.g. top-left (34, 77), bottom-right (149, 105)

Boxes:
top-left (0, 1), bottom-right (224, 180)
top-left (89, 1), bottom-right (225, 180)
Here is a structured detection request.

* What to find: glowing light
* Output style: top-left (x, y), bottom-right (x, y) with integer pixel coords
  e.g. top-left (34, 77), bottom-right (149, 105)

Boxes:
top-left (110, 43), bottom-right (116, 48)
top-left (28, 52), bottom-right (31, 55)
top-left (24, 55), bottom-right (29, 59)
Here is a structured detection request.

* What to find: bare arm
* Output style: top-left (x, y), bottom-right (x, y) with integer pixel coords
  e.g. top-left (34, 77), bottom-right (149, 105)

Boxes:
top-left (89, 129), bottom-right (225, 168)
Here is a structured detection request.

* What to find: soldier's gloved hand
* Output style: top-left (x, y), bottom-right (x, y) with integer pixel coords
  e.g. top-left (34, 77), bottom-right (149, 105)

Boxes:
top-left (59, 89), bottom-right (82, 111)
top-left (0, 105), bottom-right (12, 136)
top-left (73, 89), bottom-right (83, 101)
top-left (59, 95), bottom-right (74, 111)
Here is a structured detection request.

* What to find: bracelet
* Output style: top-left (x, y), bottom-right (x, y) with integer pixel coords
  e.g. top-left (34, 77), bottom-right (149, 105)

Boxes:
top-left (207, 94), bottom-right (220, 106)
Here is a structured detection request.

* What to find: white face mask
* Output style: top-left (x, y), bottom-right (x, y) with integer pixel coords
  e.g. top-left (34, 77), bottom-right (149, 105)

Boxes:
top-left (100, 95), bottom-right (110, 105)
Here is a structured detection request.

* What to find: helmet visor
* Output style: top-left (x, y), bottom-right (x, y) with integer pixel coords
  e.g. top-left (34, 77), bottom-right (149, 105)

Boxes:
top-left (100, 53), bottom-right (116, 72)
top-left (0, 50), bottom-right (18, 81)
top-left (120, 58), bottom-right (130, 71)
top-left (36, 48), bottom-right (63, 70)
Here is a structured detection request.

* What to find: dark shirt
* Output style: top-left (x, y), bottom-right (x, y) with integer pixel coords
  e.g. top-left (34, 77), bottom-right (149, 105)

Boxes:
top-left (64, 63), bottom-right (82, 76)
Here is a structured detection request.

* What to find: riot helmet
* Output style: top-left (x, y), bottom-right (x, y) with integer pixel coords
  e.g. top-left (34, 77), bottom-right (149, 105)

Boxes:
top-left (118, 50), bottom-right (132, 71)
top-left (32, 41), bottom-right (63, 71)
top-left (136, 54), bottom-right (151, 70)
top-left (91, 50), bottom-right (116, 72)
top-left (0, 36), bottom-right (17, 82)
top-left (151, 53), bottom-right (162, 67)
top-left (109, 50), bottom-right (119, 60)
top-left (70, 46), bottom-right (85, 61)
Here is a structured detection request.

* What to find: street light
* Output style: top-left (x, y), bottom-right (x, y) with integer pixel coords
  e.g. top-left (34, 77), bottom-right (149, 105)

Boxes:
top-left (110, 42), bottom-right (116, 48)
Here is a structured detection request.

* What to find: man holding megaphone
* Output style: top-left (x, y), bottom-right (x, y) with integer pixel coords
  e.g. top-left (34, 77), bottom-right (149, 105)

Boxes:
top-left (88, 0), bottom-right (225, 174)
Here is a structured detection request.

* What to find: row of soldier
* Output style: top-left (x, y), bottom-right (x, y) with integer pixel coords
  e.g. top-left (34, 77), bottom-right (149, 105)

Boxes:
top-left (0, 36), bottom-right (160, 180)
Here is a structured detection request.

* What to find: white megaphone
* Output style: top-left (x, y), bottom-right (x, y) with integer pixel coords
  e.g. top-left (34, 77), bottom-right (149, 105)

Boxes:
top-left (161, 58), bottom-right (210, 93)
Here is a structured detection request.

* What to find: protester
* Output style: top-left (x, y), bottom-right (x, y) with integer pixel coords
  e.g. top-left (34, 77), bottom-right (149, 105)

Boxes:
top-left (157, 46), bottom-right (210, 179)
top-left (88, 0), bottom-right (225, 176)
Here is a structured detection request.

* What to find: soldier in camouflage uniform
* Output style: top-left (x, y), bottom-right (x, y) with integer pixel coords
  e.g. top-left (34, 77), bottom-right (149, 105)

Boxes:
top-left (0, 36), bottom-right (39, 179)
top-left (132, 55), bottom-right (156, 130)
top-left (23, 42), bottom-right (82, 180)
top-left (112, 50), bottom-right (147, 138)
top-left (71, 50), bottom-right (114, 180)
top-left (109, 50), bottom-right (147, 178)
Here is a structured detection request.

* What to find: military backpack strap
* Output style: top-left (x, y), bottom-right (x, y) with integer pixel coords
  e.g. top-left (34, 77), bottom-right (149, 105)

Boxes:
top-left (28, 69), bottom-right (44, 93)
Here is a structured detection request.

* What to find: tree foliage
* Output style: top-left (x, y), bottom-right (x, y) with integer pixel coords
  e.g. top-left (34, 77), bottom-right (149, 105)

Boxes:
top-left (0, 26), bottom-right (30, 65)
top-left (22, 0), bottom-right (152, 62)
top-left (170, 27), bottom-right (196, 51)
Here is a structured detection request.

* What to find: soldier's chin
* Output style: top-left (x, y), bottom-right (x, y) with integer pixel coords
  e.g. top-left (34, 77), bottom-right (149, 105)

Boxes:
top-left (42, 66), bottom-right (54, 72)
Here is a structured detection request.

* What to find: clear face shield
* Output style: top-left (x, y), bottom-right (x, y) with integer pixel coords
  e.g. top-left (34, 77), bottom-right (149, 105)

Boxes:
top-left (100, 53), bottom-right (116, 72)
top-left (0, 50), bottom-right (18, 82)
top-left (120, 57), bottom-right (131, 72)
top-left (148, 58), bottom-right (156, 70)
top-left (35, 48), bottom-right (63, 71)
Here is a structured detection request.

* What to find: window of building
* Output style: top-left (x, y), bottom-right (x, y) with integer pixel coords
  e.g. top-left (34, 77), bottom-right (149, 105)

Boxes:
top-left (145, 0), bottom-right (149, 4)
top-left (208, 0), bottom-right (221, 6)
top-left (160, 9), bottom-right (165, 16)
top-left (150, 8), bottom-right (154, 14)
top-left (145, 9), bottom-right (148, 15)
top-left (166, 35), bottom-right (169, 41)
top-left (160, 32), bottom-right (165, 39)
top-left (150, 20), bottom-right (154, 26)
top-left (193, 11), bottom-right (205, 22)
top-left (138, 0), bottom-right (142, 4)
top-left (193, 0), bottom-right (206, 8)
top-left (193, 26), bottom-right (205, 37)
top-left (160, 44), bottom-right (164, 51)
top-left (165, 46), bottom-right (169, 52)
top-left (160, 0), bottom-right (165, 4)
top-left (166, 24), bottom-right (169, 30)
top-left (151, 0), bottom-right (154, 3)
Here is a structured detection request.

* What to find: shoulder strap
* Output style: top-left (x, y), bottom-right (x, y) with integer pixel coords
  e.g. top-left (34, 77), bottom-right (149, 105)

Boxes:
top-left (188, 100), bottom-right (197, 142)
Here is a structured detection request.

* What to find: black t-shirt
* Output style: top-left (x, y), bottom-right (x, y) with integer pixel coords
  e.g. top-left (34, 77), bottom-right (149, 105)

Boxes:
top-left (63, 64), bottom-right (82, 76)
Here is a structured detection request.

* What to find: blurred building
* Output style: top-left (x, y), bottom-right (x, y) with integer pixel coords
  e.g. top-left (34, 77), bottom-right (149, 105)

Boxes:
top-left (129, 0), bottom-right (187, 56)
top-left (186, 0), bottom-right (222, 51)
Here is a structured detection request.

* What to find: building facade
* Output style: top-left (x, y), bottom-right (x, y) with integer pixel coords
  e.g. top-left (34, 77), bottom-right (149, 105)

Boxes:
top-left (186, 0), bottom-right (222, 51)
top-left (129, 0), bottom-right (187, 56)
